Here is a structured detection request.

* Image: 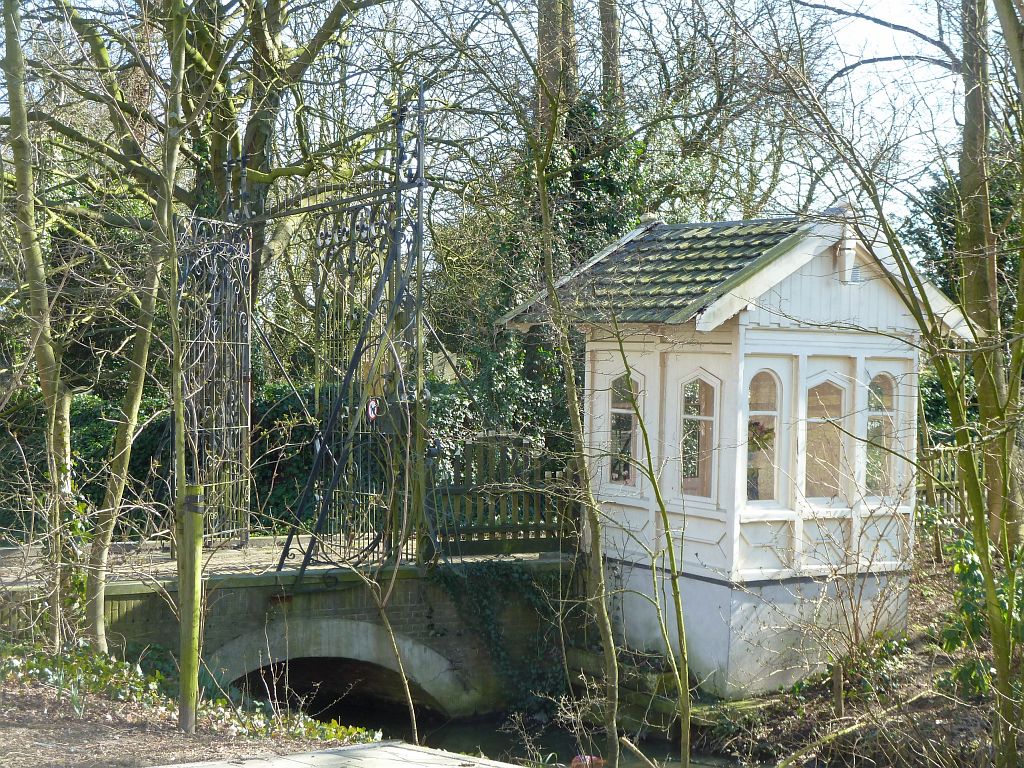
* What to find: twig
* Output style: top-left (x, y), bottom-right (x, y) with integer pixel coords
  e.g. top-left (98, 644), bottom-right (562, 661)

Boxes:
top-left (619, 736), bottom-right (659, 768)
top-left (776, 690), bottom-right (933, 768)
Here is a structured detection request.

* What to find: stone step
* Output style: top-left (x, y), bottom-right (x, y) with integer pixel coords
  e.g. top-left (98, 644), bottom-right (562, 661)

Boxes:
top-left (566, 647), bottom-right (773, 740)
top-left (564, 647), bottom-right (681, 696)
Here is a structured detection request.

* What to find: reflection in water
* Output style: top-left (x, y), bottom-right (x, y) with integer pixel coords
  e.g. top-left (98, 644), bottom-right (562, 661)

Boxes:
top-left (321, 697), bottom-right (725, 768)
top-left (240, 658), bottom-right (726, 767)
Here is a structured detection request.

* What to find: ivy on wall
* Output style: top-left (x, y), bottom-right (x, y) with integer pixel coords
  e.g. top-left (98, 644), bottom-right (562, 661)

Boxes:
top-left (430, 562), bottom-right (567, 715)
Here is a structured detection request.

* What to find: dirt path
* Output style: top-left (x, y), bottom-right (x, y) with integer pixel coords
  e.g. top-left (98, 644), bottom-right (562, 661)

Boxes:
top-left (0, 682), bottom-right (362, 768)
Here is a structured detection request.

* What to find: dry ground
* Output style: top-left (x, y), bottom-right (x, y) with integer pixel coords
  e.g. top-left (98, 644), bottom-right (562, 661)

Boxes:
top-left (0, 681), bottom-right (361, 768)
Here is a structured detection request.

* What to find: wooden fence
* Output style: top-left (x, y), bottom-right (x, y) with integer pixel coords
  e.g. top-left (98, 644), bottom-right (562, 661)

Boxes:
top-left (427, 436), bottom-right (578, 556)
top-left (919, 448), bottom-right (961, 519)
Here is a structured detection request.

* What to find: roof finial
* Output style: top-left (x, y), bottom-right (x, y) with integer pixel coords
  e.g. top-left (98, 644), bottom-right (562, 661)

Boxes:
top-left (822, 196), bottom-right (856, 219)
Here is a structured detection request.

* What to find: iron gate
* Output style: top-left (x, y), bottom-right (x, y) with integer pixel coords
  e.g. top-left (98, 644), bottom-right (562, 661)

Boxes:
top-left (275, 87), bottom-right (427, 573)
top-left (177, 216), bottom-right (253, 543)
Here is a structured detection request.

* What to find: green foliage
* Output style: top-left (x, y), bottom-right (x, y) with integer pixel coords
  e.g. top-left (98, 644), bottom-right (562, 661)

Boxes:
top-left (0, 640), bottom-right (378, 741)
top-left (938, 657), bottom-right (993, 700)
top-left (902, 165), bottom-right (1023, 328)
top-left (429, 332), bottom-right (570, 454)
top-left (918, 365), bottom-right (977, 444)
top-left (0, 640), bottom-right (167, 708)
top-left (430, 562), bottom-right (566, 714)
top-left (935, 532), bottom-right (1023, 702)
top-left (940, 532), bottom-right (1024, 650)
top-left (250, 383), bottom-right (319, 529)
top-left (0, 383), bottom-right (330, 538)
top-left (842, 636), bottom-right (913, 696)
top-left (556, 99), bottom-right (649, 255)
top-left (425, 96), bottom-right (651, 452)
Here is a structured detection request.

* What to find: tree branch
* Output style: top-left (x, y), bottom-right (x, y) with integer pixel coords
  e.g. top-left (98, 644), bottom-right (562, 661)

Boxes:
top-left (794, 0), bottom-right (961, 68)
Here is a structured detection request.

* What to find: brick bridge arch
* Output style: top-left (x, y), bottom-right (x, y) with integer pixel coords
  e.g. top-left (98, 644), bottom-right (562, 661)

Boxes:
top-left (203, 617), bottom-right (488, 718)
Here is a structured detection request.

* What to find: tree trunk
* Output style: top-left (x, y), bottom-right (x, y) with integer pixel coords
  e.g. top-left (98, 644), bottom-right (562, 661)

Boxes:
top-left (598, 0), bottom-right (621, 108)
top-left (537, 0), bottom-right (564, 136)
top-left (958, 3), bottom-right (1021, 763)
top-left (156, 0), bottom-right (201, 732)
top-left (611, 328), bottom-right (690, 767)
top-left (84, 247), bottom-right (164, 652)
top-left (536, 168), bottom-right (618, 768)
top-left (958, 0), bottom-right (1021, 550)
top-left (3, 0), bottom-right (74, 650)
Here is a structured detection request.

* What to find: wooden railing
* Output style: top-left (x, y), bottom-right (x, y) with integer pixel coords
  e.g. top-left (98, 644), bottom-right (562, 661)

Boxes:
top-left (919, 447), bottom-right (962, 519)
top-left (427, 436), bottom-right (578, 556)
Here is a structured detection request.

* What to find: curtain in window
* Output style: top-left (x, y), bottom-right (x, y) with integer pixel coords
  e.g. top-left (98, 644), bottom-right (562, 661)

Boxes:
top-left (805, 381), bottom-right (845, 499)
top-left (610, 375), bottom-right (637, 484)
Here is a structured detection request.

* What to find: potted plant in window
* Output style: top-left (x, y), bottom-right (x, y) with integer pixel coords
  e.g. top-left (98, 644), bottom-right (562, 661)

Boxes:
top-left (747, 420), bottom-right (775, 500)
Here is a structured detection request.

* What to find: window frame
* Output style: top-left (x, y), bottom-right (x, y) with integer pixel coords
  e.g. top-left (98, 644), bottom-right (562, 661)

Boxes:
top-left (802, 375), bottom-right (852, 507)
top-left (607, 372), bottom-right (641, 487)
top-left (865, 372), bottom-right (899, 500)
top-left (679, 372), bottom-right (720, 502)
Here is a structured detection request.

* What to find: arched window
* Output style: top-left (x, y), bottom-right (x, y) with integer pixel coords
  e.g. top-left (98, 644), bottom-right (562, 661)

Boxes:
top-left (867, 374), bottom-right (897, 495)
top-left (747, 371), bottom-right (780, 502)
top-left (609, 375), bottom-right (638, 485)
top-left (805, 380), bottom-right (846, 500)
top-left (681, 378), bottom-right (715, 498)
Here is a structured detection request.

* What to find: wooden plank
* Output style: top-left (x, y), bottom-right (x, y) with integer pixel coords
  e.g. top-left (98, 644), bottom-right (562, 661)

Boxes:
top-left (474, 443), bottom-right (486, 542)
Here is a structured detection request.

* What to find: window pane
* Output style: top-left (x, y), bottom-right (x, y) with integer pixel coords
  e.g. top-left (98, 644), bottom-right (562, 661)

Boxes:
top-left (610, 412), bottom-right (634, 483)
top-left (683, 379), bottom-right (714, 417)
top-left (866, 415), bottom-right (894, 494)
top-left (611, 375), bottom-right (636, 410)
top-left (749, 371), bottom-right (778, 412)
top-left (681, 417), bottom-right (713, 498)
top-left (747, 415), bottom-right (777, 501)
top-left (682, 378), bottom-right (715, 497)
top-left (869, 375), bottom-right (894, 411)
top-left (805, 419), bottom-right (843, 498)
top-left (808, 381), bottom-right (843, 420)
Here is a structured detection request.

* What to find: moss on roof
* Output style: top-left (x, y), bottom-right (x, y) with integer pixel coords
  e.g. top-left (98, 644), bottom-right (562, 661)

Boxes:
top-left (511, 216), bottom-right (805, 325)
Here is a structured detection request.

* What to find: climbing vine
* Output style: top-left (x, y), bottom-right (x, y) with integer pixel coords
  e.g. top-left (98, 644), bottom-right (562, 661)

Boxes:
top-left (430, 562), bottom-right (566, 715)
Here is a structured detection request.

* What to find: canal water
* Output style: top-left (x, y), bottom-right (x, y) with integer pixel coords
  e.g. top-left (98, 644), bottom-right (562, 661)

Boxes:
top-left (321, 700), bottom-right (728, 767)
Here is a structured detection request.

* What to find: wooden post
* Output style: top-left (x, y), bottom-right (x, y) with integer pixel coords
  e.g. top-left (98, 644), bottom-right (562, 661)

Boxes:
top-left (178, 484), bottom-right (204, 733)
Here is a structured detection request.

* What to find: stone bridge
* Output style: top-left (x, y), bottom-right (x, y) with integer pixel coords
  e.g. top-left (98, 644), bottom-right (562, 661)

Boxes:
top-left (91, 556), bottom-right (567, 718)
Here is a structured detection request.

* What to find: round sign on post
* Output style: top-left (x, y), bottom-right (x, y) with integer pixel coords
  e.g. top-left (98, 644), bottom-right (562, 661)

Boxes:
top-left (366, 397), bottom-right (380, 423)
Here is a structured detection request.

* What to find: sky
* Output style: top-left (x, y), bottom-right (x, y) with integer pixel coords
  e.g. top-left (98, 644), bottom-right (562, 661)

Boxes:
top-left (815, 0), bottom-right (962, 210)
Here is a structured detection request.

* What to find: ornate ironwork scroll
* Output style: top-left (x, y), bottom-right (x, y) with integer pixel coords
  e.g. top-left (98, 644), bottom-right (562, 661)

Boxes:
top-left (276, 85), bottom-right (427, 573)
top-left (176, 216), bottom-right (253, 544)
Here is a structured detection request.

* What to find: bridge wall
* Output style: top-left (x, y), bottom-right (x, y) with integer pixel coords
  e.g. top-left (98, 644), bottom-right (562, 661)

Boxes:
top-left (99, 562), bottom-right (560, 718)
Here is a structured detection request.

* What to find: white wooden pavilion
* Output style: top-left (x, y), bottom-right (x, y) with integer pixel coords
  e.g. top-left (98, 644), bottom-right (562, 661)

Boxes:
top-left (502, 209), bottom-right (966, 696)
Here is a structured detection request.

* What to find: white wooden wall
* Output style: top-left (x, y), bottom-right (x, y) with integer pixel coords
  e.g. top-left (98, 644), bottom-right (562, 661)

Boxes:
top-left (584, 242), bottom-right (919, 585)
top-left (744, 243), bottom-right (916, 334)
top-left (586, 321), bottom-right (739, 581)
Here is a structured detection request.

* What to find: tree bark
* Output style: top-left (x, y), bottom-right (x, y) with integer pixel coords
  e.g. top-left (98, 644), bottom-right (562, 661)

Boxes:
top-left (958, 0), bottom-right (1021, 549)
top-left (598, 0), bottom-right (621, 108)
top-left (536, 167), bottom-right (618, 767)
top-left (956, 3), bottom-right (1020, 763)
top-left (84, 248), bottom-right (163, 652)
top-left (537, 0), bottom-right (564, 136)
top-left (155, 0), bottom-right (200, 732)
top-left (3, 0), bottom-right (74, 649)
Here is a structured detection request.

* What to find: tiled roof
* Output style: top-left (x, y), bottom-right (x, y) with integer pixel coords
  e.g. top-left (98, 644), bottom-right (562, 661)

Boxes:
top-left (509, 217), bottom-right (806, 325)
